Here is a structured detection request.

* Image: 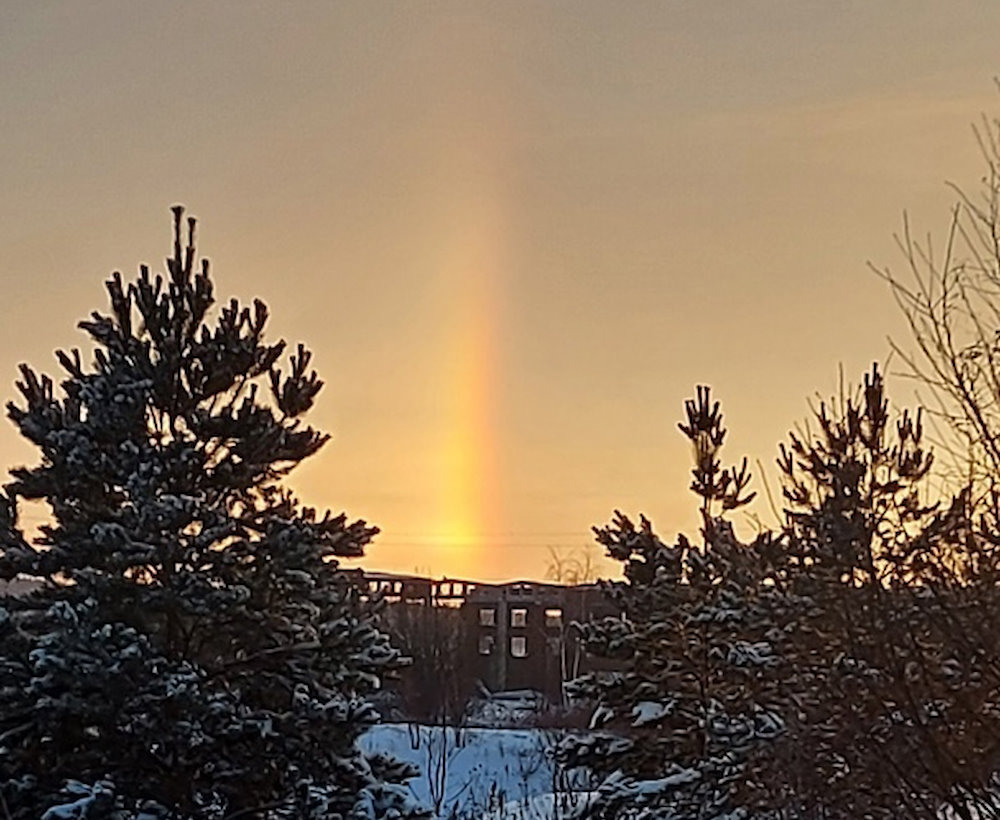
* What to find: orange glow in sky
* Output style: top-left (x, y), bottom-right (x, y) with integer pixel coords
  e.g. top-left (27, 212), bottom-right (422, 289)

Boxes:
top-left (434, 200), bottom-right (505, 578)
top-left (3, 3), bottom-right (1000, 581)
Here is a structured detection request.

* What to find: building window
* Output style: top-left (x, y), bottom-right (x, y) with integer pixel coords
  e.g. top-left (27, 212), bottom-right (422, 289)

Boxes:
top-left (510, 608), bottom-right (527, 628)
top-left (544, 608), bottom-right (563, 628)
top-left (510, 636), bottom-right (527, 658)
top-left (479, 635), bottom-right (495, 655)
top-left (479, 608), bottom-right (496, 627)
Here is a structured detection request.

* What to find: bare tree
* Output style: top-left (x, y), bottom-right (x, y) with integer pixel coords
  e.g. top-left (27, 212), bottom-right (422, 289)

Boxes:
top-left (873, 100), bottom-right (1000, 501)
top-left (379, 600), bottom-right (474, 728)
top-left (544, 544), bottom-right (601, 586)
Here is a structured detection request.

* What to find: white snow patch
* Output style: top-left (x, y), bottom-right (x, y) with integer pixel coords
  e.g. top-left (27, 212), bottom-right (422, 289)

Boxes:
top-left (361, 724), bottom-right (593, 818)
top-left (630, 700), bottom-right (672, 727)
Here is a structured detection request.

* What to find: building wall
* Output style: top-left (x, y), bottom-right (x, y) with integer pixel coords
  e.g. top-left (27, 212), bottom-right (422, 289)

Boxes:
top-left (464, 581), bottom-right (613, 699)
top-left (361, 572), bottom-right (618, 707)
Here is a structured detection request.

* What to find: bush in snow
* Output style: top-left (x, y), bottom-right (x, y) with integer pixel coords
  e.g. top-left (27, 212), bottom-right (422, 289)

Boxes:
top-left (0, 208), bottom-right (428, 819)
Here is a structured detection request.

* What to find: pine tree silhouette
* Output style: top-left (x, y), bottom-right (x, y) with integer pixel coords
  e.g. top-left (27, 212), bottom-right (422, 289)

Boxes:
top-left (0, 208), bottom-right (426, 819)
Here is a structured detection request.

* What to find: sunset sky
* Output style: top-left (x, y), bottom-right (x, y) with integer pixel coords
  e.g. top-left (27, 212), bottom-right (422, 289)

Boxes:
top-left (2, 2), bottom-right (1000, 581)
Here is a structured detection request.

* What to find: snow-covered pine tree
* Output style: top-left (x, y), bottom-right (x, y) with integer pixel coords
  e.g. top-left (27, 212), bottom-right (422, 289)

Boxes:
top-left (0, 208), bottom-right (426, 819)
top-left (559, 387), bottom-right (791, 820)
top-left (775, 365), bottom-right (1000, 819)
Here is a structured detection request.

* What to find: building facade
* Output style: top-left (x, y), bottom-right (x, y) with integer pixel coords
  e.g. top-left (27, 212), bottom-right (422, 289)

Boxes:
top-left (363, 572), bottom-right (613, 702)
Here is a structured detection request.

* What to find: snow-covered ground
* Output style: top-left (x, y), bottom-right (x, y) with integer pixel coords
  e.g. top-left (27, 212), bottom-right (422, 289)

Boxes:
top-left (361, 724), bottom-right (594, 819)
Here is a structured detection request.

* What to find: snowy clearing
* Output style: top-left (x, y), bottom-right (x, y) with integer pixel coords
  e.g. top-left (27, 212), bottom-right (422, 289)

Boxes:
top-left (361, 724), bottom-right (594, 819)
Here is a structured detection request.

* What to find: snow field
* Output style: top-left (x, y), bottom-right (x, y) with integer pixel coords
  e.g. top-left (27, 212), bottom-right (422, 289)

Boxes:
top-left (361, 724), bottom-right (595, 819)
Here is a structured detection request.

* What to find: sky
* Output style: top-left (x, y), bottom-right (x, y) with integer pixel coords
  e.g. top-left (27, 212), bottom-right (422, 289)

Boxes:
top-left (2, 2), bottom-right (1000, 581)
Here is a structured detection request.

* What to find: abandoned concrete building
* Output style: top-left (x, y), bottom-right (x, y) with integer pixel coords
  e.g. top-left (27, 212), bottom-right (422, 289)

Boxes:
top-left (364, 572), bottom-right (613, 701)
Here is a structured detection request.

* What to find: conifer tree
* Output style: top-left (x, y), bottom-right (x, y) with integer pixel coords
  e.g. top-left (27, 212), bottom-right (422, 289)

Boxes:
top-left (0, 208), bottom-right (425, 819)
top-left (775, 366), bottom-right (1000, 819)
top-left (559, 387), bottom-right (790, 819)
top-left (564, 370), bottom-right (1000, 819)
